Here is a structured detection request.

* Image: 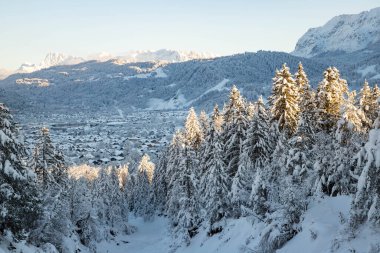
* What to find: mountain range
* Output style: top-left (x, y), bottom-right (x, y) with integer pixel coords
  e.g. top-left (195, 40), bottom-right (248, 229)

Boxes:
top-left (0, 7), bottom-right (379, 118)
top-left (292, 7), bottom-right (380, 58)
top-left (0, 49), bottom-right (215, 79)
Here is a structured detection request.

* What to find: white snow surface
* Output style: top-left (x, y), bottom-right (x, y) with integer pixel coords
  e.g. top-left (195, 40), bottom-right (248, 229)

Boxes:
top-left (148, 91), bottom-right (187, 110)
top-left (123, 67), bottom-right (168, 80)
top-left (278, 196), bottom-right (351, 253)
top-left (97, 216), bottom-right (171, 253)
top-left (185, 78), bottom-right (230, 107)
top-left (292, 7), bottom-right (380, 57)
top-left (99, 196), bottom-right (379, 253)
top-left (1, 196), bottom-right (379, 252)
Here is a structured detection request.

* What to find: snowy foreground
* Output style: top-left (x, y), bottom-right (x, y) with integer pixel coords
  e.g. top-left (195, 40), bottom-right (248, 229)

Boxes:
top-left (105, 196), bottom-right (380, 253)
top-left (3, 196), bottom-right (377, 253)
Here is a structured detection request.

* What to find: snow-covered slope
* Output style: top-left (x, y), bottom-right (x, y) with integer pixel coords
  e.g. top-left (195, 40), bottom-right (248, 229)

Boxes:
top-left (292, 7), bottom-right (380, 58)
top-left (98, 197), bottom-right (379, 253)
top-left (0, 51), bottom-right (330, 115)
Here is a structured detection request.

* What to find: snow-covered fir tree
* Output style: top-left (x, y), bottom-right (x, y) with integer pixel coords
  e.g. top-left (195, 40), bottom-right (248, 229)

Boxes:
top-left (201, 128), bottom-right (229, 235)
top-left (359, 80), bottom-right (374, 126)
top-left (295, 62), bottom-right (309, 99)
top-left (198, 110), bottom-right (209, 137)
top-left (138, 153), bottom-right (155, 184)
top-left (152, 148), bottom-right (169, 213)
top-left (174, 147), bottom-right (200, 245)
top-left (269, 63), bottom-right (300, 136)
top-left (314, 91), bottom-right (365, 197)
top-left (0, 103), bottom-right (41, 237)
top-left (31, 127), bottom-right (68, 188)
top-left (29, 127), bottom-right (71, 250)
top-left (134, 155), bottom-right (155, 219)
top-left (350, 116), bottom-right (380, 228)
top-left (246, 101), bottom-right (256, 120)
top-left (222, 85), bottom-right (248, 179)
top-left (369, 83), bottom-right (380, 123)
top-left (231, 96), bottom-right (272, 217)
top-left (165, 131), bottom-right (186, 219)
top-left (316, 67), bottom-right (349, 132)
top-left (212, 104), bottom-right (224, 133)
top-left (94, 167), bottom-right (123, 228)
top-left (184, 108), bottom-right (204, 151)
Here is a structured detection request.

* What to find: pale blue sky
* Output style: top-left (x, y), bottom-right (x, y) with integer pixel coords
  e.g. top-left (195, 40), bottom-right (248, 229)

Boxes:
top-left (0, 0), bottom-right (379, 69)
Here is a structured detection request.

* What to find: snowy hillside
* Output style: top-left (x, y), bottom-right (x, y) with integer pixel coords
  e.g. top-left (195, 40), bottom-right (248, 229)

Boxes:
top-left (0, 51), bottom-right (347, 116)
top-left (1, 49), bottom-right (377, 118)
top-left (292, 7), bottom-right (380, 58)
top-left (2, 197), bottom-right (372, 253)
top-left (108, 196), bottom-right (373, 253)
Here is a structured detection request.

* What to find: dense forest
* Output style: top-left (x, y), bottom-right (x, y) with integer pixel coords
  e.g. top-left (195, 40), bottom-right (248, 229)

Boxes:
top-left (0, 63), bottom-right (379, 252)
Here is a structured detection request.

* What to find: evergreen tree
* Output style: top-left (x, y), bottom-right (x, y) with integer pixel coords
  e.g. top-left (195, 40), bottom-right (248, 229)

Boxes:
top-left (94, 167), bottom-right (123, 228)
top-left (174, 147), bottom-right (200, 245)
top-left (202, 131), bottom-right (229, 235)
top-left (31, 127), bottom-right (68, 188)
top-left (350, 117), bottom-right (380, 228)
top-left (198, 110), bottom-right (209, 137)
top-left (184, 108), bottom-right (203, 151)
top-left (165, 131), bottom-right (186, 219)
top-left (69, 177), bottom-right (97, 251)
top-left (246, 102), bottom-right (256, 120)
top-left (138, 154), bottom-right (155, 184)
top-left (336, 91), bottom-right (367, 145)
top-left (135, 155), bottom-right (155, 219)
top-left (295, 62), bottom-right (309, 99)
top-left (200, 105), bottom-right (220, 177)
top-left (118, 165), bottom-right (130, 219)
top-left (222, 85), bottom-right (248, 178)
top-left (29, 127), bottom-right (71, 250)
top-left (212, 104), bottom-right (224, 133)
top-left (152, 149), bottom-right (169, 213)
top-left (295, 62), bottom-right (317, 132)
top-left (269, 64), bottom-right (300, 136)
top-left (370, 84), bottom-right (380, 122)
top-left (359, 80), bottom-right (373, 123)
top-left (0, 103), bottom-right (41, 236)
top-left (232, 97), bottom-right (271, 216)
top-left (316, 67), bottom-right (349, 131)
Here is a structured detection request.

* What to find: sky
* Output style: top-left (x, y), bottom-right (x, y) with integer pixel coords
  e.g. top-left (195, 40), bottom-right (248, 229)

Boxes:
top-left (0, 0), bottom-right (379, 69)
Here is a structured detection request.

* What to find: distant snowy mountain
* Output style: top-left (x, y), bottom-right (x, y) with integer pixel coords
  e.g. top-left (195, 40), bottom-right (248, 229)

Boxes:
top-left (117, 49), bottom-right (215, 63)
top-left (292, 7), bottom-right (380, 58)
top-left (17, 53), bottom-right (85, 73)
top-left (15, 50), bottom-right (215, 74)
top-left (0, 68), bottom-right (13, 80)
top-left (41, 52), bottom-right (84, 68)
